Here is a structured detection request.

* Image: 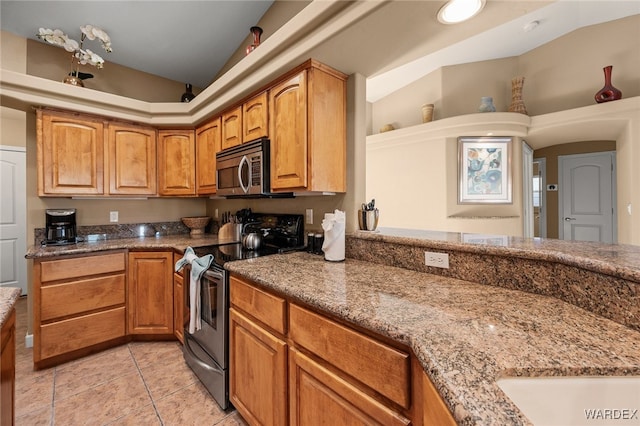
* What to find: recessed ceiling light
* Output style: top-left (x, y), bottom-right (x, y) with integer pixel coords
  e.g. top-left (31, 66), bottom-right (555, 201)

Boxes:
top-left (437, 0), bottom-right (486, 24)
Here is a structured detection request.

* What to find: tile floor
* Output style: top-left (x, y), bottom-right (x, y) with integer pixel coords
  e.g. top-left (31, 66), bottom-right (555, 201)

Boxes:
top-left (13, 297), bottom-right (247, 425)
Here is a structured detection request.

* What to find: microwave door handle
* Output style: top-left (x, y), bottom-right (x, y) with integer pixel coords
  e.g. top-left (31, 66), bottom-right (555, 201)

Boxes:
top-left (238, 155), bottom-right (250, 194)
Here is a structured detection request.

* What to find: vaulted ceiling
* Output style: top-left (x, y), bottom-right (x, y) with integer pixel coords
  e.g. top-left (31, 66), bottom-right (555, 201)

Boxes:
top-left (1, 1), bottom-right (638, 102)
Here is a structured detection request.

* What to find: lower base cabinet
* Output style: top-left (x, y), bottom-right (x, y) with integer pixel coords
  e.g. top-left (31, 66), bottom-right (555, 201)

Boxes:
top-left (289, 348), bottom-right (410, 426)
top-left (1, 308), bottom-right (15, 426)
top-left (128, 251), bottom-right (174, 335)
top-left (229, 307), bottom-right (288, 426)
top-left (229, 273), bottom-right (455, 426)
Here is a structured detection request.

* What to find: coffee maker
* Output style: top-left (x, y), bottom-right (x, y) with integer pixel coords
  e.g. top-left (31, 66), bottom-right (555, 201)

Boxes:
top-left (44, 209), bottom-right (77, 245)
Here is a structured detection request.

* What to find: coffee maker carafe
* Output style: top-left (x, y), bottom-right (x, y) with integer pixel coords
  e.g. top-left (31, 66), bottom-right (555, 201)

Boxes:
top-left (45, 209), bottom-right (77, 245)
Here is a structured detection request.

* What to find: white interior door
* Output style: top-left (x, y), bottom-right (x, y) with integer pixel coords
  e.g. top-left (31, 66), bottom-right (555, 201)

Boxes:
top-left (559, 151), bottom-right (616, 243)
top-left (0, 146), bottom-right (27, 295)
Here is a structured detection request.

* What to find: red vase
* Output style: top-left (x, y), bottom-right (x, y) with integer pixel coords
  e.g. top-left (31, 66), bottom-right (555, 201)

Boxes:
top-left (245, 26), bottom-right (263, 55)
top-left (594, 65), bottom-right (622, 103)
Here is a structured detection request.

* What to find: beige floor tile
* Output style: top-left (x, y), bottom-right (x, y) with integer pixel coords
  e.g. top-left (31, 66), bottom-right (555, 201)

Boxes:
top-left (53, 371), bottom-right (151, 425)
top-left (215, 411), bottom-right (249, 426)
top-left (14, 404), bottom-right (52, 426)
top-left (104, 403), bottom-right (161, 426)
top-left (129, 341), bottom-right (182, 368)
top-left (54, 345), bottom-right (137, 400)
top-left (14, 368), bottom-right (54, 418)
top-left (137, 345), bottom-right (198, 401)
top-left (155, 381), bottom-right (229, 426)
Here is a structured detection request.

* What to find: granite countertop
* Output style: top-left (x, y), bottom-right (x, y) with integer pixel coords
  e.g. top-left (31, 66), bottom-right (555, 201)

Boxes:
top-left (356, 228), bottom-right (640, 283)
top-left (25, 233), bottom-right (236, 259)
top-left (225, 252), bottom-right (640, 426)
top-left (0, 287), bottom-right (21, 328)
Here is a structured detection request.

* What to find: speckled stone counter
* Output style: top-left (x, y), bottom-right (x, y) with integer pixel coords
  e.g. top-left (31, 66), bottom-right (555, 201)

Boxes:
top-left (224, 252), bottom-right (640, 426)
top-left (0, 287), bottom-right (21, 328)
top-left (347, 229), bottom-right (640, 332)
top-left (25, 233), bottom-right (234, 259)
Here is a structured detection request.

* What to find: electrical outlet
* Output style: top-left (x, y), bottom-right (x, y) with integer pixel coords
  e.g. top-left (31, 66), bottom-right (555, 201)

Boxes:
top-left (110, 211), bottom-right (119, 223)
top-left (306, 208), bottom-right (313, 225)
top-left (425, 251), bottom-right (449, 269)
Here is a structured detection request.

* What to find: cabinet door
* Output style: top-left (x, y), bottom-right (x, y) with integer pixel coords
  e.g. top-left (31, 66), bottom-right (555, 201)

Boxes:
top-left (128, 252), bottom-right (174, 335)
top-left (243, 92), bottom-right (268, 143)
top-left (289, 348), bottom-right (411, 426)
top-left (174, 272), bottom-right (184, 344)
top-left (38, 110), bottom-right (105, 195)
top-left (230, 308), bottom-right (287, 426)
top-left (108, 123), bottom-right (157, 195)
top-left (221, 107), bottom-right (242, 150)
top-left (158, 130), bottom-right (195, 196)
top-left (195, 117), bottom-right (221, 195)
top-left (269, 71), bottom-right (308, 191)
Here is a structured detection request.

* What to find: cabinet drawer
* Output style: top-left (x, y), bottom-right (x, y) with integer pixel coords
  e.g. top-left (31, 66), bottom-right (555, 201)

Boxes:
top-left (230, 275), bottom-right (286, 335)
top-left (289, 303), bottom-right (411, 409)
top-left (40, 306), bottom-right (125, 359)
top-left (40, 252), bottom-right (125, 282)
top-left (41, 274), bottom-right (125, 321)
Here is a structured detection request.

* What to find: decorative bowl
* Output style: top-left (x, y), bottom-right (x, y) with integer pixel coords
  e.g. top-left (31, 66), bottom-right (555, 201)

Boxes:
top-left (181, 216), bottom-right (211, 237)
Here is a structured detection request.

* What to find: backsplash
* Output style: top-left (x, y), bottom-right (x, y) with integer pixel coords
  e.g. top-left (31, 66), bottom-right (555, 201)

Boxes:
top-left (346, 234), bottom-right (640, 333)
top-left (34, 221), bottom-right (201, 245)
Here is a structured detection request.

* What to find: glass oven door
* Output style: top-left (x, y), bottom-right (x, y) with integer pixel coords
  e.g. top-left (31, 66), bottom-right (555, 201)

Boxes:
top-left (184, 266), bottom-right (228, 369)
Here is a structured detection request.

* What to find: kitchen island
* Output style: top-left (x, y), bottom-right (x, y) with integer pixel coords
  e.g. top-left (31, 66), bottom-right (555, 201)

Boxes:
top-left (224, 230), bottom-right (640, 425)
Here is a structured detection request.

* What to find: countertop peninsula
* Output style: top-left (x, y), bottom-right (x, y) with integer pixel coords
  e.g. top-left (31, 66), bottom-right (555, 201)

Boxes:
top-left (225, 251), bottom-right (640, 426)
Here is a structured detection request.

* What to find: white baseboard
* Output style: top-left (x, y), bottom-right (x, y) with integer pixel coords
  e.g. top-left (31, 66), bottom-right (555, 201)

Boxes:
top-left (25, 333), bottom-right (33, 348)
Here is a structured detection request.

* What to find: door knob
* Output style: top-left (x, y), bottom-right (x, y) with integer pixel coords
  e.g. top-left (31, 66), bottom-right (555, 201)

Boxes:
top-left (564, 217), bottom-right (576, 221)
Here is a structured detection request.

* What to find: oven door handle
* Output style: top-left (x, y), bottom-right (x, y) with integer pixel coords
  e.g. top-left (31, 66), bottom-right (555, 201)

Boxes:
top-left (238, 155), bottom-right (250, 194)
top-left (184, 334), bottom-right (225, 374)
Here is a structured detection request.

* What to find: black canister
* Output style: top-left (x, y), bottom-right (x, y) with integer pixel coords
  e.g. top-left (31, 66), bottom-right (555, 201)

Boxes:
top-left (313, 233), bottom-right (324, 255)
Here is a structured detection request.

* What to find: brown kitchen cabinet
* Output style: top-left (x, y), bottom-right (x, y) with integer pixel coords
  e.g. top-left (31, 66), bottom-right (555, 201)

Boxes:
top-left (37, 109), bottom-right (105, 196)
top-left (289, 348), bottom-right (410, 426)
top-left (128, 251), bottom-right (174, 335)
top-left (221, 106), bottom-right (242, 151)
top-left (268, 61), bottom-right (347, 193)
top-left (1, 307), bottom-right (15, 425)
top-left (195, 117), bottom-right (221, 195)
top-left (107, 122), bottom-right (157, 195)
top-left (33, 251), bottom-right (127, 368)
top-left (173, 253), bottom-right (186, 344)
top-left (229, 273), bottom-right (456, 425)
top-left (243, 91), bottom-right (268, 142)
top-left (229, 276), bottom-right (288, 426)
top-left (158, 129), bottom-right (196, 196)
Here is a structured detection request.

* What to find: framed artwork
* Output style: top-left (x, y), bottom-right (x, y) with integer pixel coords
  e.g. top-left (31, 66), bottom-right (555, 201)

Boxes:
top-left (458, 137), bottom-right (512, 204)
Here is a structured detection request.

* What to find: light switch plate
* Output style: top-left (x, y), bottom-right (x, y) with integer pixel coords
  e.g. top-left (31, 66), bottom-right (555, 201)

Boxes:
top-left (306, 209), bottom-right (313, 225)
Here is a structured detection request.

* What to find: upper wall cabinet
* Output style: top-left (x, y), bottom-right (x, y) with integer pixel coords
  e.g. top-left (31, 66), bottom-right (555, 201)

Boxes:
top-left (195, 117), bottom-right (221, 195)
top-left (158, 130), bottom-right (196, 196)
top-left (107, 123), bottom-right (157, 195)
top-left (221, 106), bottom-right (242, 151)
top-left (269, 61), bottom-right (347, 193)
top-left (243, 91), bottom-right (268, 143)
top-left (37, 110), bottom-right (105, 196)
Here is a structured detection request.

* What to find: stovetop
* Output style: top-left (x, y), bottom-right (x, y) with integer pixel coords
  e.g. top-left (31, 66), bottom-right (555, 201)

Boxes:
top-left (194, 212), bottom-right (305, 268)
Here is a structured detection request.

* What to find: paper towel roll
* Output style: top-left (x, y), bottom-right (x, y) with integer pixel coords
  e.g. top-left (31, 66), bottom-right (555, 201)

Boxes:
top-left (322, 210), bottom-right (345, 261)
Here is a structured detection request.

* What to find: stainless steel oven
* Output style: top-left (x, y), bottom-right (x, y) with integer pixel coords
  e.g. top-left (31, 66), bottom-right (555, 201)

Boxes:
top-left (182, 213), bottom-right (305, 411)
top-left (182, 265), bottom-right (229, 409)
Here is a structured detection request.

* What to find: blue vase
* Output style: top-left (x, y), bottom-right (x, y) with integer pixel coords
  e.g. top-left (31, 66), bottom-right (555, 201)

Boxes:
top-left (478, 96), bottom-right (496, 112)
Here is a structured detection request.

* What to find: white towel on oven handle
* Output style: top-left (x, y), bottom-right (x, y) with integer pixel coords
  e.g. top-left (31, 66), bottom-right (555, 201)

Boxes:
top-left (175, 247), bottom-right (214, 334)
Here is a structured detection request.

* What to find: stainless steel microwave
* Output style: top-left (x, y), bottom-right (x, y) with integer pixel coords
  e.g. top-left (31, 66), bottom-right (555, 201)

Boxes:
top-left (216, 138), bottom-right (293, 198)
